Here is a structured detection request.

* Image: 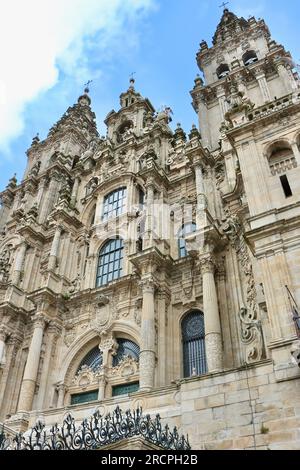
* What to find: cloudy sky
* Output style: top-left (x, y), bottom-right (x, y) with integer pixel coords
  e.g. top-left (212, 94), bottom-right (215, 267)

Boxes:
top-left (0, 0), bottom-right (299, 190)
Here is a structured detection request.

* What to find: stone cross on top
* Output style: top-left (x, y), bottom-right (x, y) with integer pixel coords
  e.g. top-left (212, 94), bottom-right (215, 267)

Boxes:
top-left (219, 1), bottom-right (229, 10)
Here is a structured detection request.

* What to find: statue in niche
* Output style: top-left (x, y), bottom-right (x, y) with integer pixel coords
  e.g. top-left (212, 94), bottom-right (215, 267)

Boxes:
top-left (81, 139), bottom-right (97, 161)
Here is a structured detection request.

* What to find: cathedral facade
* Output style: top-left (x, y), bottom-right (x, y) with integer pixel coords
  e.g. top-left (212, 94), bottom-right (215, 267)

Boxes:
top-left (0, 9), bottom-right (300, 450)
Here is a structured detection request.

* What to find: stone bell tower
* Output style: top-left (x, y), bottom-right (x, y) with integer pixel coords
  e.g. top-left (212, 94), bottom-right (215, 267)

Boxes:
top-left (191, 7), bottom-right (300, 370)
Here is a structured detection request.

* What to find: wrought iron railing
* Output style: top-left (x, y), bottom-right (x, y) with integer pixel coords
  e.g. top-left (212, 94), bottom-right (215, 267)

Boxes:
top-left (0, 406), bottom-right (191, 451)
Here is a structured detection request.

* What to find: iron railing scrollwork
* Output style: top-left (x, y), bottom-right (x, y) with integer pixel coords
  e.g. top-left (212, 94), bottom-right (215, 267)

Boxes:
top-left (0, 406), bottom-right (191, 451)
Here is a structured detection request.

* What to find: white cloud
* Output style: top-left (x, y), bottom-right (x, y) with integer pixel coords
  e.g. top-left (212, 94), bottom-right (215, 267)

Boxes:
top-left (0, 0), bottom-right (155, 151)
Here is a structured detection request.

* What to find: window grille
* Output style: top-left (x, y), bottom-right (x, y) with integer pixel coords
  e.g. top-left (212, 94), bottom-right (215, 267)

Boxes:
top-left (96, 238), bottom-right (124, 287)
top-left (182, 311), bottom-right (207, 377)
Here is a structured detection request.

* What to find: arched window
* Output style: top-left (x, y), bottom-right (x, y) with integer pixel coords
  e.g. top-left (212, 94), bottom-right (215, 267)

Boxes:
top-left (102, 187), bottom-right (127, 220)
top-left (96, 238), bottom-right (124, 287)
top-left (113, 338), bottom-right (140, 367)
top-left (178, 223), bottom-right (197, 258)
top-left (76, 346), bottom-right (103, 374)
top-left (242, 50), bottom-right (258, 66)
top-left (182, 311), bottom-right (207, 377)
top-left (216, 63), bottom-right (230, 79)
top-left (268, 141), bottom-right (296, 176)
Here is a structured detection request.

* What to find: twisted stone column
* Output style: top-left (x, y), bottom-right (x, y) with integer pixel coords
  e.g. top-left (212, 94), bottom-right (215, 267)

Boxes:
top-left (139, 277), bottom-right (156, 391)
top-left (48, 225), bottom-right (63, 271)
top-left (18, 315), bottom-right (46, 412)
top-left (200, 254), bottom-right (223, 372)
top-left (11, 241), bottom-right (27, 286)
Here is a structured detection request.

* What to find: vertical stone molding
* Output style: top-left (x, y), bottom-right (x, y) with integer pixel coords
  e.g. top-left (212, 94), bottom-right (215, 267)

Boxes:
top-left (144, 179), bottom-right (155, 248)
top-left (48, 225), bottom-right (63, 271)
top-left (17, 315), bottom-right (46, 413)
top-left (0, 327), bottom-right (7, 366)
top-left (200, 254), bottom-right (223, 372)
top-left (139, 277), bottom-right (156, 391)
top-left (291, 142), bottom-right (300, 166)
top-left (194, 163), bottom-right (207, 229)
top-left (71, 177), bottom-right (80, 206)
top-left (11, 241), bottom-right (27, 286)
top-left (255, 70), bottom-right (271, 103)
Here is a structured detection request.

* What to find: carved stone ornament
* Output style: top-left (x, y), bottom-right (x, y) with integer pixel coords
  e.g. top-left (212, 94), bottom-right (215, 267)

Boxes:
top-left (222, 212), bottom-right (265, 363)
top-left (72, 365), bottom-right (102, 386)
top-left (109, 356), bottom-right (139, 380)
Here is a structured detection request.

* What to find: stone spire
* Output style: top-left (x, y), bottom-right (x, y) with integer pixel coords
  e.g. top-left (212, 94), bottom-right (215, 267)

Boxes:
top-left (47, 85), bottom-right (98, 140)
top-left (212, 8), bottom-right (250, 45)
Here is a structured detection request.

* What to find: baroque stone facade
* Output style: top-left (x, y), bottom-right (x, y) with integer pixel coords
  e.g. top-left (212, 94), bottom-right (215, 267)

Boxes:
top-left (0, 9), bottom-right (300, 450)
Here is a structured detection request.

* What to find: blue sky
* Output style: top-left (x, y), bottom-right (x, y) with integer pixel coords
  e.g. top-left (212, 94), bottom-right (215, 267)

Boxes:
top-left (0, 0), bottom-right (299, 191)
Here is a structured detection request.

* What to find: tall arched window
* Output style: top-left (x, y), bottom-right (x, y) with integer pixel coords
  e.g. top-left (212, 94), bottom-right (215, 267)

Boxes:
top-left (96, 238), bottom-right (124, 287)
top-left (182, 311), bottom-right (207, 377)
top-left (113, 338), bottom-right (140, 367)
top-left (178, 223), bottom-right (197, 258)
top-left (102, 187), bottom-right (127, 221)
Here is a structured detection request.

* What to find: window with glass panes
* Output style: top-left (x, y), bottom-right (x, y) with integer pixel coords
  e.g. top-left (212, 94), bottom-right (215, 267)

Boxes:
top-left (182, 311), bottom-right (207, 377)
top-left (178, 223), bottom-right (197, 258)
top-left (112, 338), bottom-right (140, 367)
top-left (96, 238), bottom-right (124, 287)
top-left (102, 188), bottom-right (127, 220)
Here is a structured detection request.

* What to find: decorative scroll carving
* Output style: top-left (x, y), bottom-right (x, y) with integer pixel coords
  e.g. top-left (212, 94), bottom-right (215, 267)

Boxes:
top-left (0, 406), bottom-right (191, 450)
top-left (222, 213), bottom-right (265, 363)
top-left (109, 356), bottom-right (139, 380)
top-left (72, 365), bottom-right (102, 386)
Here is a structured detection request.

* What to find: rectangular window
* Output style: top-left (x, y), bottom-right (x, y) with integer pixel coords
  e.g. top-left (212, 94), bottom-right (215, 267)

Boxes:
top-left (280, 175), bottom-right (292, 198)
top-left (71, 390), bottom-right (98, 405)
top-left (112, 382), bottom-right (139, 397)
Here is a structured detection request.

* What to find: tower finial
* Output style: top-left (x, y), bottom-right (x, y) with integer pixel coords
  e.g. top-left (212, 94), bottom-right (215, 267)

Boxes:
top-left (84, 80), bottom-right (93, 94)
top-left (129, 72), bottom-right (136, 88)
top-left (219, 1), bottom-right (229, 11)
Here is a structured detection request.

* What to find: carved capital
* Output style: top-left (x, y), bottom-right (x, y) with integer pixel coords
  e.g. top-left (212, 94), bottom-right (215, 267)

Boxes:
top-left (139, 276), bottom-right (156, 294)
top-left (32, 314), bottom-right (47, 330)
top-left (199, 254), bottom-right (215, 274)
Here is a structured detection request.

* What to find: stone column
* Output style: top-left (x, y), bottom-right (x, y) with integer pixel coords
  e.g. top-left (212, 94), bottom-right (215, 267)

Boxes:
top-left (200, 254), bottom-right (223, 372)
top-left (255, 71), bottom-right (271, 103)
top-left (48, 225), bottom-right (63, 271)
top-left (291, 142), bottom-right (300, 166)
top-left (139, 277), bottom-right (156, 391)
top-left (39, 174), bottom-right (60, 223)
top-left (36, 322), bottom-right (60, 410)
top-left (98, 376), bottom-right (106, 401)
top-left (57, 383), bottom-right (67, 408)
top-left (216, 86), bottom-right (227, 121)
top-left (198, 94), bottom-right (211, 149)
top-left (36, 177), bottom-right (47, 209)
top-left (11, 241), bottom-right (27, 286)
top-left (0, 328), bottom-right (7, 366)
top-left (17, 315), bottom-right (46, 412)
top-left (71, 177), bottom-right (80, 206)
top-left (144, 180), bottom-right (155, 249)
top-left (194, 163), bottom-right (207, 229)
top-left (277, 63), bottom-right (298, 93)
